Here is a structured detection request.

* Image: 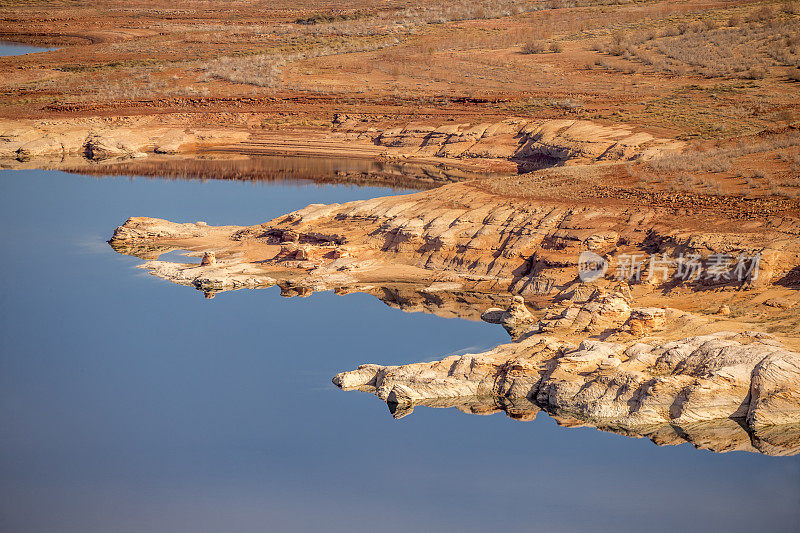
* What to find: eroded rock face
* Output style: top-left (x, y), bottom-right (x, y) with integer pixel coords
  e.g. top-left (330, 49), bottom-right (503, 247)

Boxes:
top-left (748, 351), bottom-right (800, 427)
top-left (107, 179), bottom-right (800, 337)
top-left (627, 307), bottom-right (666, 336)
top-left (108, 215), bottom-right (511, 318)
top-left (1, 117), bottom-right (680, 173)
top-left (111, 180), bottom-right (800, 302)
top-left (336, 117), bottom-right (684, 165)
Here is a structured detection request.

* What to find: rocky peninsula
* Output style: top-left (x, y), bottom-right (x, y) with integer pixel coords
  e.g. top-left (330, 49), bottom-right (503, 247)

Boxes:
top-left (108, 142), bottom-right (800, 454)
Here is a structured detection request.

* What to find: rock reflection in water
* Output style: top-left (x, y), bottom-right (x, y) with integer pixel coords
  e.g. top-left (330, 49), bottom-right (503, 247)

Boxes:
top-left (67, 154), bottom-right (500, 190)
top-left (110, 244), bottom-right (513, 321)
top-left (376, 393), bottom-right (800, 456)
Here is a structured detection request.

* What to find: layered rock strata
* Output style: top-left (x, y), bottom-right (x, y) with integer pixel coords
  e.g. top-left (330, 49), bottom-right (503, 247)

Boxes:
top-left (334, 116), bottom-right (684, 165)
top-left (110, 177), bottom-right (800, 299)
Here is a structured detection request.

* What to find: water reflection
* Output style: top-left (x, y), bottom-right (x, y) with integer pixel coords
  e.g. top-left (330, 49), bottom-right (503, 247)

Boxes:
top-left (372, 394), bottom-right (800, 456)
top-left (66, 153), bottom-right (501, 190)
top-left (3, 169), bottom-right (799, 533)
top-left (97, 161), bottom-right (800, 459)
top-left (109, 242), bottom-right (512, 320)
top-left (0, 41), bottom-right (58, 56)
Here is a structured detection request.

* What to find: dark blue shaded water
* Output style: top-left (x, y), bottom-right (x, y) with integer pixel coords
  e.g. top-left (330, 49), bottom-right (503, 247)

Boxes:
top-left (0, 42), bottom-right (58, 57)
top-left (0, 169), bottom-right (798, 533)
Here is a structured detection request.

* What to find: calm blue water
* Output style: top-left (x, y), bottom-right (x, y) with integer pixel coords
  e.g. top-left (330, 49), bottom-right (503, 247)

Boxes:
top-left (0, 42), bottom-right (58, 57)
top-left (0, 169), bottom-right (798, 533)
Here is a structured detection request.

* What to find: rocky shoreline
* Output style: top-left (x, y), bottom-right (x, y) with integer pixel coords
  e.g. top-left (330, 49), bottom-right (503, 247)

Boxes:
top-left (1, 116), bottom-right (682, 175)
top-left (334, 295), bottom-right (800, 455)
top-left (107, 166), bottom-right (800, 454)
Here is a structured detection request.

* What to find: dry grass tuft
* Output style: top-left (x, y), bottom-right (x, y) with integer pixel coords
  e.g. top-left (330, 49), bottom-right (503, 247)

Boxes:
top-left (521, 40), bottom-right (549, 54)
top-left (521, 39), bottom-right (563, 54)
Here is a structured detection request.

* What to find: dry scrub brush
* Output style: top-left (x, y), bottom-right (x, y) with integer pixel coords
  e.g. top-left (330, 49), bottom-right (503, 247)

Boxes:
top-left (627, 131), bottom-right (800, 197)
top-left (202, 0), bottom-right (558, 87)
top-left (521, 39), bottom-right (563, 53)
top-left (288, 0), bottom-right (637, 39)
top-left (647, 130), bottom-right (800, 175)
top-left (287, 0), bottom-right (539, 37)
top-left (203, 56), bottom-right (286, 87)
top-left (594, 6), bottom-right (800, 79)
top-left (386, 0), bottom-right (635, 27)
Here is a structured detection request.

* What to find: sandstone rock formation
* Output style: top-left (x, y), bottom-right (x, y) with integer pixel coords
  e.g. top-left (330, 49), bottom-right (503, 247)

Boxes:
top-left (333, 323), bottom-right (800, 455)
top-left (0, 119), bottom-right (248, 164)
top-left (481, 295), bottom-right (537, 338)
top-left (107, 177), bottom-right (800, 454)
top-left (200, 251), bottom-right (216, 266)
top-left (332, 283), bottom-right (800, 456)
top-left (108, 174), bottom-right (800, 323)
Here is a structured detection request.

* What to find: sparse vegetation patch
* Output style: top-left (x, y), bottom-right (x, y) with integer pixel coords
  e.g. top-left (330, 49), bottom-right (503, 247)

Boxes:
top-left (594, 7), bottom-right (800, 79)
